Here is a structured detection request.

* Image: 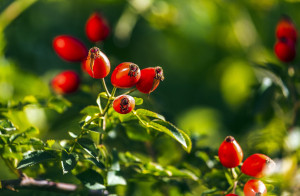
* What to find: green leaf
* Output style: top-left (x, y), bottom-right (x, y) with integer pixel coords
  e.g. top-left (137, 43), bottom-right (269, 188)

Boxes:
top-left (22, 95), bottom-right (39, 105)
top-left (87, 157), bottom-right (105, 169)
top-left (68, 131), bottom-right (78, 138)
top-left (107, 171), bottom-right (126, 186)
top-left (9, 126), bottom-right (39, 143)
top-left (47, 97), bottom-right (71, 113)
top-left (253, 64), bottom-right (289, 98)
top-left (80, 106), bottom-right (100, 116)
top-left (17, 150), bottom-right (58, 169)
top-left (133, 97), bottom-right (143, 105)
top-left (77, 138), bottom-right (99, 158)
top-left (165, 166), bottom-right (198, 180)
top-left (123, 122), bottom-right (151, 141)
top-left (0, 119), bottom-right (17, 132)
top-left (61, 150), bottom-right (78, 174)
top-left (136, 109), bottom-right (165, 121)
top-left (99, 92), bottom-right (109, 99)
top-left (111, 149), bottom-right (120, 171)
top-left (76, 169), bottom-right (105, 190)
top-left (149, 120), bottom-right (192, 153)
top-left (82, 122), bottom-right (104, 133)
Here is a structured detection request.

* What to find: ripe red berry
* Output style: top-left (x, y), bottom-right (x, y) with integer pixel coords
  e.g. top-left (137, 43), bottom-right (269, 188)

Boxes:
top-left (274, 37), bottom-right (296, 62)
top-left (53, 35), bottom-right (88, 62)
top-left (111, 62), bottom-right (141, 89)
top-left (276, 17), bottom-right (297, 43)
top-left (218, 136), bottom-right (243, 168)
top-left (243, 179), bottom-right (267, 196)
top-left (113, 95), bottom-right (135, 114)
top-left (225, 194), bottom-right (239, 196)
top-left (85, 12), bottom-right (109, 43)
top-left (82, 47), bottom-right (110, 79)
top-left (241, 153), bottom-right (275, 178)
top-left (136, 67), bottom-right (164, 94)
top-left (51, 70), bottom-right (80, 94)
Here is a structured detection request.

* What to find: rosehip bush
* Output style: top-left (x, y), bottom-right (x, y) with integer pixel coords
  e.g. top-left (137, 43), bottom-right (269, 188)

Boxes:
top-left (1, 1), bottom-right (300, 195)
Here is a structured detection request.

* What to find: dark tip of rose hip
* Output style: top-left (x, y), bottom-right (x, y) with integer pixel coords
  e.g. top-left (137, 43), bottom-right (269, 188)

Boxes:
top-left (128, 63), bottom-right (139, 77)
top-left (255, 192), bottom-right (262, 196)
top-left (225, 136), bottom-right (235, 143)
top-left (281, 14), bottom-right (292, 22)
top-left (89, 47), bottom-right (100, 58)
top-left (155, 66), bottom-right (164, 81)
top-left (279, 37), bottom-right (288, 43)
top-left (120, 97), bottom-right (129, 112)
top-left (121, 97), bottom-right (129, 105)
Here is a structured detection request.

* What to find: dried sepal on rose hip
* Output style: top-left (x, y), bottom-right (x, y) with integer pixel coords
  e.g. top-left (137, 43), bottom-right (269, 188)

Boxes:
top-left (243, 179), bottom-right (267, 196)
top-left (276, 16), bottom-right (298, 43)
top-left (218, 136), bottom-right (243, 168)
top-left (113, 95), bottom-right (135, 114)
top-left (241, 153), bottom-right (275, 178)
top-left (51, 70), bottom-right (80, 94)
top-left (53, 35), bottom-right (88, 62)
top-left (82, 47), bottom-right (110, 79)
top-left (136, 66), bottom-right (164, 94)
top-left (111, 62), bottom-right (141, 89)
top-left (85, 12), bottom-right (110, 43)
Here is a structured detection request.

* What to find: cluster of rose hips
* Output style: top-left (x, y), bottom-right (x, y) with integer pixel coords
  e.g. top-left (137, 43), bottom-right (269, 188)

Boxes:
top-left (218, 136), bottom-right (275, 196)
top-left (50, 12), bottom-right (164, 114)
top-left (274, 16), bottom-right (298, 62)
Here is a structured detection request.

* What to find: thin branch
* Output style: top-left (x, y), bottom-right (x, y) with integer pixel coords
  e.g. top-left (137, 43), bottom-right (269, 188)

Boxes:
top-left (123, 88), bottom-right (137, 95)
top-left (101, 78), bottom-right (111, 97)
top-left (1, 175), bottom-right (109, 196)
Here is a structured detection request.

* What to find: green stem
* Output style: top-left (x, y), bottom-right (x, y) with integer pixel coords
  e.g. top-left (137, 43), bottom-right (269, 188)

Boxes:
top-left (0, 0), bottom-right (37, 31)
top-left (225, 172), bottom-right (243, 194)
top-left (132, 110), bottom-right (148, 127)
top-left (101, 78), bottom-right (111, 97)
top-left (99, 115), bottom-right (106, 145)
top-left (97, 87), bottom-right (116, 145)
top-left (123, 88), bottom-right (137, 95)
top-left (69, 131), bottom-right (85, 154)
top-left (102, 87), bottom-right (117, 116)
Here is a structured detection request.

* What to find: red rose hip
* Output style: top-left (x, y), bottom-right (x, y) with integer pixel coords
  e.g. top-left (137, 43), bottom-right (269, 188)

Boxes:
top-left (274, 37), bottom-right (296, 62)
top-left (113, 95), bottom-right (135, 114)
top-left (241, 153), bottom-right (275, 178)
top-left (111, 62), bottom-right (141, 89)
top-left (53, 35), bottom-right (88, 62)
top-left (225, 194), bottom-right (239, 196)
top-left (136, 67), bottom-right (164, 94)
top-left (276, 16), bottom-right (297, 43)
top-left (218, 136), bottom-right (243, 168)
top-left (51, 70), bottom-right (80, 94)
top-left (85, 12), bottom-right (110, 42)
top-left (82, 47), bottom-right (110, 79)
top-left (243, 179), bottom-right (267, 196)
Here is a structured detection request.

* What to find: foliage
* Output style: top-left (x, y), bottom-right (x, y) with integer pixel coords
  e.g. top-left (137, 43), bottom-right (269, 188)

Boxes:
top-left (1, 0), bottom-right (300, 195)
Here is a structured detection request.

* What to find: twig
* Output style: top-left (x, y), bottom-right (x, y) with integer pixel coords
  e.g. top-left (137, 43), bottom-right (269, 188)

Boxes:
top-left (0, 175), bottom-right (109, 195)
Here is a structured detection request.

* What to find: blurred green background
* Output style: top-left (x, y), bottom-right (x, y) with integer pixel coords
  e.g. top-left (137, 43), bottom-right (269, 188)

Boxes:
top-left (1, 0), bottom-right (300, 195)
